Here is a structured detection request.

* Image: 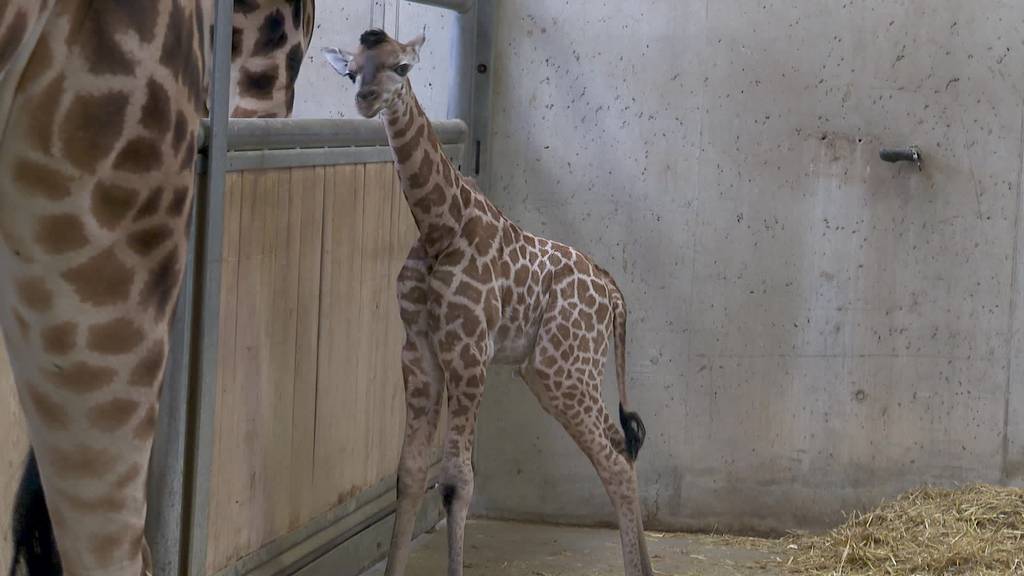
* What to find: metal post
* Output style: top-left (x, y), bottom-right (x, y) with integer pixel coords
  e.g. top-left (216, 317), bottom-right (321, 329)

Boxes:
top-left (184, 0), bottom-right (232, 573)
top-left (446, 0), bottom-right (495, 187)
top-left (146, 208), bottom-right (196, 576)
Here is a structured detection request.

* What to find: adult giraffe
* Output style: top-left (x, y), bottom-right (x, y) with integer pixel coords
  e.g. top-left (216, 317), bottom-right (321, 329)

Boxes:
top-left (0, 1), bottom-right (314, 574)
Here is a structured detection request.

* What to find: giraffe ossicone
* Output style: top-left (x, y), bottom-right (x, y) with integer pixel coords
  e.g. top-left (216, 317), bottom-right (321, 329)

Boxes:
top-left (323, 29), bottom-right (654, 576)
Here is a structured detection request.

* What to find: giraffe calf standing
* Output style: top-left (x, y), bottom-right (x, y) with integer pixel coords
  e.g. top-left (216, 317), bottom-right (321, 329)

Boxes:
top-left (324, 30), bottom-right (654, 576)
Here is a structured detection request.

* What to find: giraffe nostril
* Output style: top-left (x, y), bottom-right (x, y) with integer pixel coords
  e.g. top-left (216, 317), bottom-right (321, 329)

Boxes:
top-left (357, 89), bottom-right (378, 102)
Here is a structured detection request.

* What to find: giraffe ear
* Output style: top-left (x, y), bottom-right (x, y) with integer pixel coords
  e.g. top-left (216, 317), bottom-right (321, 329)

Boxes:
top-left (402, 33), bottom-right (426, 64)
top-left (322, 47), bottom-right (355, 76)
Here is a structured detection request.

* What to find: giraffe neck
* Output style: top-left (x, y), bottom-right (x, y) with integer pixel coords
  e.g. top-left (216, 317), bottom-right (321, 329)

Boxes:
top-left (229, 0), bottom-right (316, 118)
top-left (383, 81), bottom-right (466, 256)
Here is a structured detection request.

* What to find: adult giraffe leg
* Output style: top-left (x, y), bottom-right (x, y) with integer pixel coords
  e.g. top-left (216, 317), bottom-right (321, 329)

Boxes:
top-left (385, 245), bottom-right (444, 576)
top-left (0, 1), bottom-right (206, 574)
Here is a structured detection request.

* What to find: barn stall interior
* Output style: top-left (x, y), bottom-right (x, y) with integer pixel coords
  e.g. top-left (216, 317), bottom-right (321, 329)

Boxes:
top-left (2, 1), bottom-right (1024, 575)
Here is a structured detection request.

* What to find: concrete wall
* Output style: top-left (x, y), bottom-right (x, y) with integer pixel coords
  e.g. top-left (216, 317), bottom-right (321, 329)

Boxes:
top-left (471, 0), bottom-right (1024, 534)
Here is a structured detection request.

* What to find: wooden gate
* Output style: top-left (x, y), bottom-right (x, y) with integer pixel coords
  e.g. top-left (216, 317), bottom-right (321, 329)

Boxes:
top-left (177, 120), bottom-right (466, 576)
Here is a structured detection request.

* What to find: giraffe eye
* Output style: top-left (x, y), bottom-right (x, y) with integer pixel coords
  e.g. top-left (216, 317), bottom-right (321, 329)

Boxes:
top-left (394, 63), bottom-right (411, 77)
top-left (344, 71), bottom-right (357, 83)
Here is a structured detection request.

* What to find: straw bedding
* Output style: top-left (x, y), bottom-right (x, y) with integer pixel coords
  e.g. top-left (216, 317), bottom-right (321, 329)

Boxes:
top-left (781, 484), bottom-right (1024, 575)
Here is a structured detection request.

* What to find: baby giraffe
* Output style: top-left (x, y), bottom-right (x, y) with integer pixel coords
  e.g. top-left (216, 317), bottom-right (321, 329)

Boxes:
top-left (323, 30), bottom-right (654, 576)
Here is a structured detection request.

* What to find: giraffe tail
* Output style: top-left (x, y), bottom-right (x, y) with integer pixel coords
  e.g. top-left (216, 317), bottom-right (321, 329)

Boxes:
top-left (603, 268), bottom-right (646, 462)
top-left (8, 448), bottom-right (62, 576)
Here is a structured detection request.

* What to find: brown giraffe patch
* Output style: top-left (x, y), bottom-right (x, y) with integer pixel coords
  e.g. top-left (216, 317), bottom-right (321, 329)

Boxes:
top-left (171, 109), bottom-right (189, 153)
top-left (289, 0), bottom-right (304, 28)
top-left (141, 78), bottom-right (172, 134)
top-left (159, 1), bottom-right (202, 106)
top-left (27, 73), bottom-right (64, 154)
top-left (166, 186), bottom-right (191, 217)
top-left (423, 224), bottom-right (456, 255)
top-left (41, 321), bottom-right (78, 355)
top-left (252, 9), bottom-right (288, 57)
top-left (134, 186), bottom-right (165, 221)
top-left (445, 301), bottom-right (482, 337)
top-left (0, 9), bottom-right (27, 75)
top-left (50, 442), bottom-right (117, 478)
top-left (91, 531), bottom-right (124, 568)
top-left (454, 281), bottom-right (482, 303)
top-left (13, 158), bottom-right (75, 201)
top-left (234, 0), bottom-right (260, 15)
top-left (61, 91), bottom-right (130, 173)
top-left (36, 213), bottom-right (89, 255)
top-left (413, 183), bottom-right (447, 214)
top-left (47, 361), bottom-right (117, 394)
top-left (67, 9), bottom-right (136, 76)
top-left (113, 136), bottom-right (163, 173)
top-left (129, 343), bottom-right (166, 388)
top-left (87, 397), bottom-right (141, 432)
top-left (140, 249), bottom-right (181, 318)
top-left (395, 124), bottom-right (425, 163)
top-left (408, 152), bottom-right (434, 189)
top-left (16, 276), bottom-right (53, 312)
top-left (87, 317), bottom-right (144, 355)
top-left (62, 248), bottom-right (135, 306)
top-left (127, 225), bottom-right (174, 257)
top-left (231, 26), bottom-right (243, 59)
top-left (27, 386), bottom-right (70, 430)
top-left (67, 0), bottom-right (159, 51)
top-left (285, 43), bottom-right (304, 112)
top-left (92, 181), bottom-right (141, 231)
top-left (20, 34), bottom-right (53, 88)
top-left (58, 489), bottom-right (126, 515)
top-left (238, 65), bottom-right (278, 100)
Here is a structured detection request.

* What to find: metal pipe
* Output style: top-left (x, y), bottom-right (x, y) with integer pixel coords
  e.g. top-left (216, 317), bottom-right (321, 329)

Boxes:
top-left (197, 118), bottom-right (468, 151)
top-left (406, 0), bottom-right (474, 14)
top-left (184, 0), bottom-right (232, 573)
top-left (446, 0), bottom-right (476, 172)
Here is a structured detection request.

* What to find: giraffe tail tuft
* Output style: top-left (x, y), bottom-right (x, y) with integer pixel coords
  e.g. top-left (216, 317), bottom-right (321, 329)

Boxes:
top-left (599, 264), bottom-right (647, 462)
top-left (619, 403), bottom-right (647, 462)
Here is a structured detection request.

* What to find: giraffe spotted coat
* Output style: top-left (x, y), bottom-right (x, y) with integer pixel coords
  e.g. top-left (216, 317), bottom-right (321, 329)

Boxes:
top-left (324, 29), bottom-right (653, 576)
top-left (0, 1), bottom-right (317, 574)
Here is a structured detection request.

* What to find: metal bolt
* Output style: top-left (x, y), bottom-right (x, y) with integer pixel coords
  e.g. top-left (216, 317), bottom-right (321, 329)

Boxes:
top-left (477, 63), bottom-right (488, 74)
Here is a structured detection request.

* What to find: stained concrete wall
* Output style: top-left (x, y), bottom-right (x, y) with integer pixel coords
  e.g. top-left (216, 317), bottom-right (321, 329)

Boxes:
top-left (470, 1), bottom-right (1024, 533)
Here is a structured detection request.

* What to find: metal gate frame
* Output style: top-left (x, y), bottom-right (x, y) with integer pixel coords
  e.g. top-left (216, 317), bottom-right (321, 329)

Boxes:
top-left (145, 1), bottom-right (496, 574)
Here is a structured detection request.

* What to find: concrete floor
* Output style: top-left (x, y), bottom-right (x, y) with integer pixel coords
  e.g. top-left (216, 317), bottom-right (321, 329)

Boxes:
top-left (365, 519), bottom-right (786, 576)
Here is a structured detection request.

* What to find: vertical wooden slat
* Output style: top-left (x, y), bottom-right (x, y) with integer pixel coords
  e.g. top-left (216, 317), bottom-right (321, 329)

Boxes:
top-left (314, 164), bottom-right (366, 514)
top-left (383, 169), bottom-right (406, 478)
top-left (289, 166), bottom-right (326, 529)
top-left (266, 168), bottom-right (298, 541)
top-left (233, 169), bottom-right (270, 561)
top-left (360, 163), bottom-right (394, 487)
top-left (207, 171), bottom-right (244, 573)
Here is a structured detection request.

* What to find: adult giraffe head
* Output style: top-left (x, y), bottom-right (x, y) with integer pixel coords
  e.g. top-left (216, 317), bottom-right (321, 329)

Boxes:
top-left (321, 28), bottom-right (425, 118)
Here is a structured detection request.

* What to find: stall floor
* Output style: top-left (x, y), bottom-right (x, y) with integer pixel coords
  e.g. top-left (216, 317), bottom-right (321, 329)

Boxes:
top-left (364, 519), bottom-right (787, 576)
